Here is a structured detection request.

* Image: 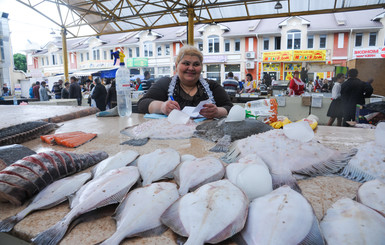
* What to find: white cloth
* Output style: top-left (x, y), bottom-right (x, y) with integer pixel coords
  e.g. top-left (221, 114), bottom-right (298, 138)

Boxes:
top-left (331, 82), bottom-right (341, 99)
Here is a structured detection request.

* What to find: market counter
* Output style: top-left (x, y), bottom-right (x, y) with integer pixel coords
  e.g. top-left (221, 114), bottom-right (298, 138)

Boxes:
top-left (0, 113), bottom-right (376, 244)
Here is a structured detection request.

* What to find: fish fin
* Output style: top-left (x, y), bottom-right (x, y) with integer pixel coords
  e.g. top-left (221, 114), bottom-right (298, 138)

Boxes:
top-left (272, 173), bottom-right (302, 193)
top-left (299, 216), bottom-right (325, 245)
top-left (160, 199), bottom-right (188, 237)
top-left (0, 215), bottom-right (21, 232)
top-left (221, 142), bottom-right (242, 163)
top-left (68, 205), bottom-right (116, 233)
top-left (95, 187), bottom-right (131, 208)
top-left (339, 163), bottom-right (375, 182)
top-left (294, 148), bottom-right (358, 177)
top-left (135, 225), bottom-right (169, 237)
top-left (120, 138), bottom-right (149, 146)
top-left (31, 219), bottom-right (69, 245)
top-left (210, 135), bottom-right (232, 152)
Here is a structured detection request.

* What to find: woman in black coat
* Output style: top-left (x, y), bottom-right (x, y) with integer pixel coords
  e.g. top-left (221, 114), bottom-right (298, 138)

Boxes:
top-left (91, 78), bottom-right (107, 111)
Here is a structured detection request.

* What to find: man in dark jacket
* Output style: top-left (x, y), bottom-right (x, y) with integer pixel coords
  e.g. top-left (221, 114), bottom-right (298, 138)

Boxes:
top-left (341, 69), bottom-right (373, 126)
top-left (33, 81), bottom-right (40, 100)
top-left (69, 76), bottom-right (82, 106)
top-left (91, 78), bottom-right (107, 111)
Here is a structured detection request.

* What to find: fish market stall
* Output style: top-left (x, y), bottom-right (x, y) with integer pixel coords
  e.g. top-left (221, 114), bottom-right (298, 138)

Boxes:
top-left (0, 112), bottom-right (380, 244)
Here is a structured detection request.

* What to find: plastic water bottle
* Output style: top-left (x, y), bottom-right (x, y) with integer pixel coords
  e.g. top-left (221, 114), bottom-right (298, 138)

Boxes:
top-left (13, 96), bottom-right (17, 105)
top-left (115, 52), bottom-right (132, 117)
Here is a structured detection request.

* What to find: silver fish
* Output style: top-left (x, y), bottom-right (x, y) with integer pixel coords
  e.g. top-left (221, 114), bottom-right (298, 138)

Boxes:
top-left (138, 148), bottom-right (180, 186)
top-left (31, 166), bottom-right (140, 245)
top-left (174, 156), bottom-right (225, 195)
top-left (357, 179), bottom-right (385, 215)
top-left (320, 198), bottom-right (385, 245)
top-left (100, 182), bottom-right (179, 245)
top-left (92, 150), bottom-right (139, 178)
top-left (161, 179), bottom-right (248, 245)
top-left (239, 186), bottom-right (324, 245)
top-left (0, 172), bottom-right (91, 232)
top-left (223, 130), bottom-right (356, 192)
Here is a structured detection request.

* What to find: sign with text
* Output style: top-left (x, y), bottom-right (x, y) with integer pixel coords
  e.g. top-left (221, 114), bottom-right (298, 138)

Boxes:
top-left (293, 50), bottom-right (326, 61)
top-left (262, 51), bottom-right (292, 62)
top-left (126, 58), bottom-right (148, 67)
top-left (203, 55), bottom-right (227, 63)
top-left (353, 46), bottom-right (385, 59)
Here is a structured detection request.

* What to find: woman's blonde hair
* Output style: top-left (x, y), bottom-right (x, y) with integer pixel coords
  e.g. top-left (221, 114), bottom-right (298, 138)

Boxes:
top-left (175, 45), bottom-right (203, 64)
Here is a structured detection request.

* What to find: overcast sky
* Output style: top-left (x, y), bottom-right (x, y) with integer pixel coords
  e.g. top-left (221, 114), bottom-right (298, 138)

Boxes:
top-left (0, 0), bottom-right (58, 54)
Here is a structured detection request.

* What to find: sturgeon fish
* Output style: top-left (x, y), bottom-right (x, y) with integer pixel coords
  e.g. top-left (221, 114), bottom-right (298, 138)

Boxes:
top-left (0, 172), bottom-right (91, 232)
top-left (320, 198), bottom-right (385, 245)
top-left (31, 166), bottom-right (140, 245)
top-left (100, 182), bottom-right (179, 245)
top-left (0, 150), bottom-right (108, 205)
top-left (357, 179), bottom-right (385, 215)
top-left (92, 150), bottom-right (139, 178)
top-left (223, 130), bottom-right (357, 192)
top-left (239, 186), bottom-right (324, 245)
top-left (0, 121), bottom-right (57, 146)
top-left (0, 144), bottom-right (36, 171)
top-left (161, 179), bottom-right (248, 245)
top-left (193, 118), bottom-right (273, 152)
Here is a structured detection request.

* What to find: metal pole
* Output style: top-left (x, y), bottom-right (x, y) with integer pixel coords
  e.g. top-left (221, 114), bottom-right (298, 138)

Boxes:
top-left (61, 27), bottom-right (69, 83)
top-left (187, 8), bottom-right (194, 45)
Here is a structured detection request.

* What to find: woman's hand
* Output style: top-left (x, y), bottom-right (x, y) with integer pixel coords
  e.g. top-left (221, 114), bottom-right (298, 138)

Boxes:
top-left (200, 103), bottom-right (227, 119)
top-left (161, 100), bottom-right (181, 115)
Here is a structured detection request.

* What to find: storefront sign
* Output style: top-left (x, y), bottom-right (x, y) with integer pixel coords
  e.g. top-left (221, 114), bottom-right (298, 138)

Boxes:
top-left (263, 63), bottom-right (280, 71)
top-left (203, 55), bottom-right (227, 63)
top-left (262, 51), bottom-right (292, 62)
top-left (293, 50), bottom-right (326, 61)
top-left (126, 58), bottom-right (149, 67)
top-left (353, 46), bottom-right (385, 59)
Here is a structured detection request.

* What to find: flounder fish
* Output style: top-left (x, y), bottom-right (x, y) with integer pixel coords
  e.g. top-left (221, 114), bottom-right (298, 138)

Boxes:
top-left (357, 179), bottom-right (385, 215)
top-left (320, 198), bottom-right (385, 245)
top-left (239, 186), bottom-right (324, 245)
top-left (223, 130), bottom-right (357, 192)
top-left (92, 150), bottom-right (139, 178)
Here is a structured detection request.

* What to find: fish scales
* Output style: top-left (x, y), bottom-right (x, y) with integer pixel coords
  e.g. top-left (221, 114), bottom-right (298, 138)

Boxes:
top-left (0, 172), bottom-right (39, 196)
top-left (1, 165), bottom-right (46, 190)
top-left (38, 152), bottom-right (67, 176)
top-left (0, 144), bottom-right (36, 171)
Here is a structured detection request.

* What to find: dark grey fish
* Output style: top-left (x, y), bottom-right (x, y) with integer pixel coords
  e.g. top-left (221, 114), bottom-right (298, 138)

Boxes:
top-left (0, 144), bottom-right (36, 171)
top-left (193, 119), bottom-right (273, 152)
top-left (0, 121), bottom-right (58, 146)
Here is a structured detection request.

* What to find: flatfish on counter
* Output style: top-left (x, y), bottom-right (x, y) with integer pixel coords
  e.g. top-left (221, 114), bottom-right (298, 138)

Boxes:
top-left (239, 186), bottom-right (324, 245)
top-left (0, 144), bottom-right (36, 171)
top-left (223, 130), bottom-right (357, 192)
top-left (0, 121), bottom-right (57, 146)
top-left (120, 118), bottom-right (197, 146)
top-left (357, 179), bottom-right (385, 215)
top-left (31, 166), bottom-right (140, 245)
top-left (161, 180), bottom-right (248, 245)
top-left (320, 198), bottom-right (385, 245)
top-left (99, 182), bottom-right (179, 245)
top-left (92, 150), bottom-right (139, 178)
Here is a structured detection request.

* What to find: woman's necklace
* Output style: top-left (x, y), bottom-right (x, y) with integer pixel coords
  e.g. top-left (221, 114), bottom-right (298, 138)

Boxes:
top-left (180, 83), bottom-right (197, 96)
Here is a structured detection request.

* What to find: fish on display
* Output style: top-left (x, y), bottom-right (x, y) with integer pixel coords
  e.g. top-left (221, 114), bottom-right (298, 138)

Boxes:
top-left (357, 179), bottom-right (385, 215)
top-left (120, 118), bottom-right (197, 146)
top-left (0, 144), bottom-right (36, 171)
top-left (174, 156), bottom-right (225, 195)
top-left (0, 172), bottom-right (91, 232)
top-left (0, 121), bottom-right (58, 146)
top-left (31, 166), bottom-right (140, 245)
top-left (99, 182), bottom-right (180, 245)
top-left (161, 179), bottom-right (249, 245)
top-left (223, 130), bottom-right (357, 192)
top-left (0, 150), bottom-right (108, 205)
top-left (226, 154), bottom-right (273, 200)
top-left (239, 186), bottom-right (324, 245)
top-left (137, 148), bottom-right (180, 186)
top-left (320, 198), bottom-right (385, 245)
top-left (92, 150), bottom-right (139, 178)
top-left (193, 118), bottom-right (273, 152)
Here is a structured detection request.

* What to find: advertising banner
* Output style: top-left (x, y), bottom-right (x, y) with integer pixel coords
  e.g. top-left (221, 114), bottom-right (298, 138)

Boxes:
top-left (126, 58), bottom-right (148, 67)
top-left (263, 63), bottom-right (280, 71)
top-left (293, 50), bottom-right (326, 61)
top-left (353, 46), bottom-right (385, 59)
top-left (262, 51), bottom-right (292, 62)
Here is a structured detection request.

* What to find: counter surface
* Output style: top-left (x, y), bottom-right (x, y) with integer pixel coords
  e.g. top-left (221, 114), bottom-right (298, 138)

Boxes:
top-left (0, 113), bottom-right (375, 244)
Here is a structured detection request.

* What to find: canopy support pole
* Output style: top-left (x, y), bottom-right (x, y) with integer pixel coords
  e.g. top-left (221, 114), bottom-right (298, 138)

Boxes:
top-left (61, 27), bottom-right (69, 83)
top-left (187, 8), bottom-right (194, 45)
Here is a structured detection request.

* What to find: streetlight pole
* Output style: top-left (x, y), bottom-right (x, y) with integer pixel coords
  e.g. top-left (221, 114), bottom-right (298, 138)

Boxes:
top-left (61, 27), bottom-right (69, 83)
top-left (187, 8), bottom-right (194, 45)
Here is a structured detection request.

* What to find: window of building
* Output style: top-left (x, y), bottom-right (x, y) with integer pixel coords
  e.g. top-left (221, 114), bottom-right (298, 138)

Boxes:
top-left (224, 40), bottom-right (230, 52)
top-left (128, 48), bottom-right (133, 58)
top-left (338, 33), bottom-right (344, 48)
top-left (225, 64), bottom-right (241, 80)
top-left (103, 50), bottom-right (107, 60)
top-left (198, 42), bottom-right (203, 52)
top-left (206, 64), bottom-right (221, 83)
top-left (235, 39), bottom-right (240, 52)
top-left (52, 54), bottom-right (56, 65)
top-left (157, 45), bottom-right (162, 56)
top-left (274, 36), bottom-right (281, 50)
top-left (208, 35), bottom-right (219, 53)
top-left (0, 40), bottom-right (4, 60)
top-left (60, 55), bottom-right (63, 64)
top-left (319, 35), bottom-right (327, 48)
top-left (46, 57), bottom-right (49, 65)
top-left (86, 52), bottom-right (90, 60)
top-left (175, 43), bottom-right (180, 54)
top-left (165, 44), bottom-right (170, 55)
top-left (110, 49), bottom-right (114, 59)
top-left (287, 30), bottom-right (301, 49)
top-left (42, 57), bottom-right (44, 66)
top-left (158, 66), bottom-right (171, 77)
top-left (369, 32), bottom-right (377, 46)
top-left (80, 53), bottom-right (84, 62)
top-left (144, 42), bottom-right (153, 57)
top-left (93, 49), bottom-right (100, 60)
top-left (136, 47), bottom-right (140, 57)
top-left (70, 53), bottom-right (74, 63)
top-left (355, 33), bottom-right (362, 47)
top-left (307, 35), bottom-right (314, 49)
top-left (263, 38), bottom-right (269, 50)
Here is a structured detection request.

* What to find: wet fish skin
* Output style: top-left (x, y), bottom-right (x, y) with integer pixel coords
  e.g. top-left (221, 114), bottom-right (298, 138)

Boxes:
top-left (0, 144), bottom-right (36, 171)
top-left (31, 166), bottom-right (140, 245)
top-left (92, 150), bottom-right (139, 178)
top-left (100, 182), bottom-right (179, 245)
top-left (357, 179), bottom-right (385, 216)
top-left (0, 173), bottom-right (91, 233)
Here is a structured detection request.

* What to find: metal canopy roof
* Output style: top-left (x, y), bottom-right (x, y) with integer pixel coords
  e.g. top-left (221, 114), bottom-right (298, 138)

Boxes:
top-left (17, 0), bottom-right (385, 39)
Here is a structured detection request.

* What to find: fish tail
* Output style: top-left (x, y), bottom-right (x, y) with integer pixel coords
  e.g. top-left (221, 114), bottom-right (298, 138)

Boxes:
top-left (272, 173), bottom-right (301, 193)
top-left (0, 215), bottom-right (21, 232)
top-left (210, 135), bottom-right (232, 153)
top-left (31, 219), bottom-right (70, 245)
top-left (97, 231), bottom-right (124, 245)
top-left (221, 143), bottom-right (241, 163)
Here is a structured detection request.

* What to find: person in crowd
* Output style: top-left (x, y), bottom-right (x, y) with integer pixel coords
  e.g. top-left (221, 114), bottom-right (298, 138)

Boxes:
top-left (222, 72), bottom-right (239, 101)
top-left (105, 78), bottom-right (112, 92)
top-left (33, 81), bottom-right (40, 100)
top-left (244, 73), bottom-right (256, 93)
top-left (234, 76), bottom-right (243, 94)
top-left (306, 80), bottom-right (314, 93)
top-left (327, 73), bottom-right (345, 126)
top-left (69, 76), bottom-right (82, 106)
top-left (262, 73), bottom-right (272, 87)
top-left (137, 45), bottom-right (232, 119)
top-left (140, 71), bottom-right (155, 92)
top-left (2, 83), bottom-right (9, 96)
top-left (288, 71), bottom-right (305, 96)
top-left (39, 81), bottom-right (49, 101)
top-left (321, 79), bottom-right (329, 92)
top-left (106, 79), bottom-right (117, 109)
top-left (314, 76), bottom-right (321, 92)
top-left (61, 82), bottom-right (70, 99)
top-left (341, 69), bottom-right (373, 126)
top-left (52, 80), bottom-right (63, 99)
top-left (29, 83), bottom-right (35, 98)
top-left (91, 78), bottom-right (107, 111)
top-left (135, 77), bottom-right (142, 91)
